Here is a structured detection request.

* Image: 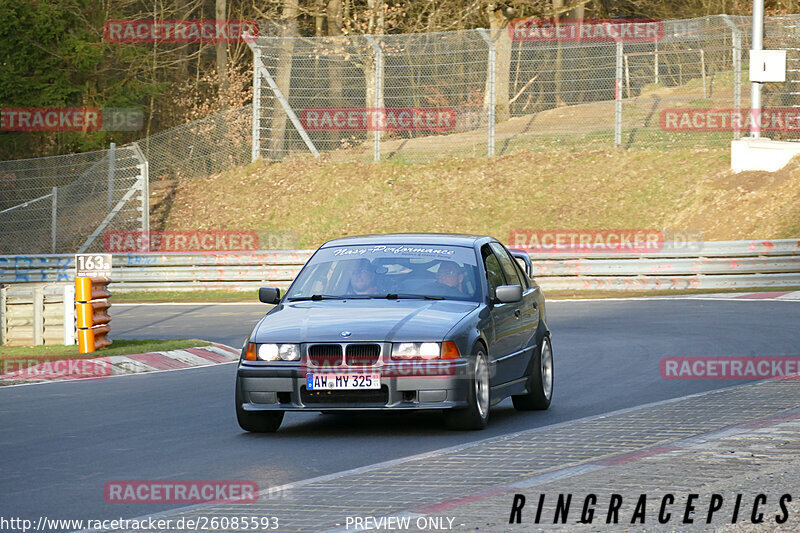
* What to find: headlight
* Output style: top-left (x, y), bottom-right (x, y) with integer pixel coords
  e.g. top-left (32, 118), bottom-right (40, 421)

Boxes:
top-left (245, 343), bottom-right (300, 361)
top-left (258, 344), bottom-right (280, 361)
top-left (278, 344), bottom-right (300, 361)
top-left (391, 342), bottom-right (441, 360)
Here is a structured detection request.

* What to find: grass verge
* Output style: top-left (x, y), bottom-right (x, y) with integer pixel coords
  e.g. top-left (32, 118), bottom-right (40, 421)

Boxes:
top-left (114, 290), bottom-right (258, 303)
top-left (0, 339), bottom-right (211, 359)
top-left (111, 287), bottom-right (800, 304)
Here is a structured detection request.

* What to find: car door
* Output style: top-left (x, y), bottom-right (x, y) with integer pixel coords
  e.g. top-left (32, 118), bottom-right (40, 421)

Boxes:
top-left (481, 244), bottom-right (521, 386)
top-left (490, 242), bottom-right (540, 382)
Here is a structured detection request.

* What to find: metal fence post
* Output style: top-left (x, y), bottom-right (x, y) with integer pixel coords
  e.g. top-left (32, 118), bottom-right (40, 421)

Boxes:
top-left (252, 45), bottom-right (263, 162)
top-left (654, 41), bottom-right (659, 84)
top-left (366, 35), bottom-right (383, 162)
top-left (478, 29), bottom-right (495, 157)
top-left (733, 32), bottom-right (742, 140)
top-left (0, 286), bottom-right (6, 346)
top-left (258, 64), bottom-right (320, 158)
top-left (50, 186), bottom-right (57, 254)
top-left (751, 0), bottom-right (765, 138)
top-left (33, 285), bottom-right (44, 346)
top-left (107, 142), bottom-right (116, 211)
top-left (131, 140), bottom-right (149, 234)
top-left (140, 160), bottom-right (150, 235)
top-left (615, 41), bottom-right (623, 147)
top-left (722, 15), bottom-right (743, 141)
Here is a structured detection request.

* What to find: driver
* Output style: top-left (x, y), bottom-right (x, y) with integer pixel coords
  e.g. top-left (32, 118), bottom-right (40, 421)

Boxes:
top-left (435, 261), bottom-right (465, 294)
top-left (349, 259), bottom-right (379, 295)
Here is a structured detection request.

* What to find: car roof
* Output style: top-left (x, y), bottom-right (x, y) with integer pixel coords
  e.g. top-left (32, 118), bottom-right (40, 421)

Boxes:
top-left (320, 233), bottom-right (493, 248)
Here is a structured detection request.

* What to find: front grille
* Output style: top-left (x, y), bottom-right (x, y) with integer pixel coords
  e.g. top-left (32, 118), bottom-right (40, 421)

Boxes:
top-left (307, 344), bottom-right (343, 367)
top-left (301, 386), bottom-right (389, 405)
top-left (346, 344), bottom-right (381, 366)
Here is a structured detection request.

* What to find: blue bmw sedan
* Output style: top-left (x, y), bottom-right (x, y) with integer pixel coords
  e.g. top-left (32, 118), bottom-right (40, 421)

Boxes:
top-left (236, 233), bottom-right (553, 432)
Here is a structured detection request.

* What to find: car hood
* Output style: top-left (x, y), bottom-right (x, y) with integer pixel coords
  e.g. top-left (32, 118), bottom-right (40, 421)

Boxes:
top-left (253, 299), bottom-right (479, 343)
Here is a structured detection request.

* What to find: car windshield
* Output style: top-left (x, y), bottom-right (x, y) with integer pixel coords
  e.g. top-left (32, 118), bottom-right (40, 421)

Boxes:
top-left (286, 244), bottom-right (480, 301)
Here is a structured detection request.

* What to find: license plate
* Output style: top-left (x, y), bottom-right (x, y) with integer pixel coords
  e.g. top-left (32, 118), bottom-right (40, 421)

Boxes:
top-left (306, 373), bottom-right (380, 390)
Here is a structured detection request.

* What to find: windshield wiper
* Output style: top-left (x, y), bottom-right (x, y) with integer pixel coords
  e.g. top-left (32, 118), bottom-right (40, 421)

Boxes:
top-left (375, 293), bottom-right (444, 300)
top-left (287, 294), bottom-right (346, 301)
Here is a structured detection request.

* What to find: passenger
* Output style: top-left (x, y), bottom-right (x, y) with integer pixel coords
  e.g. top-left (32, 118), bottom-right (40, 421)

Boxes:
top-left (435, 261), bottom-right (465, 295)
top-left (349, 259), bottom-right (379, 295)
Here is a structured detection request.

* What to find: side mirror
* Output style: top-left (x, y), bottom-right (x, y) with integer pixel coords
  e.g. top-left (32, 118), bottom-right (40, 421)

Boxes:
top-left (258, 287), bottom-right (281, 304)
top-left (495, 285), bottom-right (522, 303)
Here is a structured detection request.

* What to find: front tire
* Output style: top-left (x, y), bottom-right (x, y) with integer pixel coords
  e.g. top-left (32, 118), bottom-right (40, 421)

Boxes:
top-left (236, 381), bottom-right (284, 433)
top-left (512, 336), bottom-right (553, 411)
top-left (444, 348), bottom-right (490, 430)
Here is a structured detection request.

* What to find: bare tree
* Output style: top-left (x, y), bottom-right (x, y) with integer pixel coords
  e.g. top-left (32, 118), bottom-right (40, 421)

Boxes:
top-left (485, 3), bottom-right (512, 122)
top-left (326, 0), bottom-right (345, 149)
top-left (364, 0), bottom-right (385, 147)
top-left (269, 0), bottom-right (299, 158)
top-left (216, 0), bottom-right (228, 92)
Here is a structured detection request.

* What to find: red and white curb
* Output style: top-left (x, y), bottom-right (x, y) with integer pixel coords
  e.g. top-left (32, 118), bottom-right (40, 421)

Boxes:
top-left (0, 343), bottom-right (240, 383)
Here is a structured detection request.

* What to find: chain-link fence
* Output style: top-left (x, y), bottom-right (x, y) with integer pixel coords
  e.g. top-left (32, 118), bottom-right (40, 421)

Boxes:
top-left (250, 14), bottom-right (800, 161)
top-left (2, 15), bottom-right (800, 255)
top-left (0, 144), bottom-right (147, 254)
top-left (0, 107), bottom-right (253, 255)
top-left (139, 105), bottom-right (253, 181)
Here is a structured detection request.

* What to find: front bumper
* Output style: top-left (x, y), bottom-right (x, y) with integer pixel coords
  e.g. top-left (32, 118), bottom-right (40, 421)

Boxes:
top-left (237, 358), bottom-right (471, 411)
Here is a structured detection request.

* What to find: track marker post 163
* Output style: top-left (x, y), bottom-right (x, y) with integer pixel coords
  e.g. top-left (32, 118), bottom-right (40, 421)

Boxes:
top-left (75, 254), bottom-right (112, 354)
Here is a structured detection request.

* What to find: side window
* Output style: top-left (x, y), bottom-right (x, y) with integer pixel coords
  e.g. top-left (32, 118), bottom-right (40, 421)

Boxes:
top-left (490, 243), bottom-right (523, 288)
top-left (481, 245), bottom-right (506, 296)
top-left (513, 259), bottom-right (530, 289)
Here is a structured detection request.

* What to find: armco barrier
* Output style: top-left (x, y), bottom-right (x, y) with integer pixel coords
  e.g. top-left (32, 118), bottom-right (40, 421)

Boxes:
top-left (0, 282), bottom-right (75, 346)
top-left (0, 241), bottom-right (798, 293)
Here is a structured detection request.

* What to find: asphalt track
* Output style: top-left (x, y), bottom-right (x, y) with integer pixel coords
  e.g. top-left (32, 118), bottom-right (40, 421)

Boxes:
top-left (1, 298), bottom-right (799, 524)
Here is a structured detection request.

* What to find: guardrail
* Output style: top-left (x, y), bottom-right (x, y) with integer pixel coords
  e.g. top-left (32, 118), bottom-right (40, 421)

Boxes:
top-left (1, 239), bottom-right (798, 293)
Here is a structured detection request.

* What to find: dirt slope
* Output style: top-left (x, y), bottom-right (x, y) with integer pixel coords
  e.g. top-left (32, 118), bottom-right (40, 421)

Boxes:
top-left (151, 146), bottom-right (799, 248)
